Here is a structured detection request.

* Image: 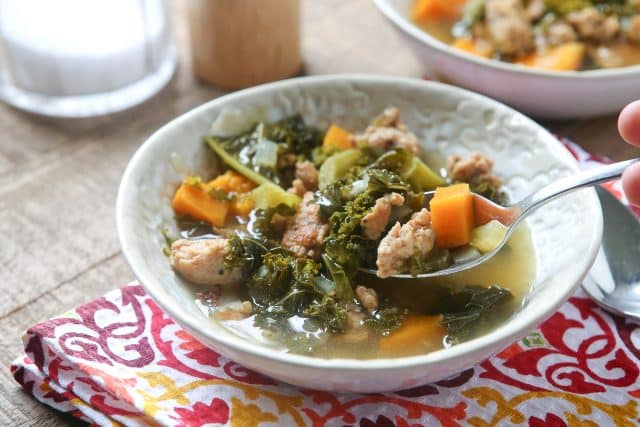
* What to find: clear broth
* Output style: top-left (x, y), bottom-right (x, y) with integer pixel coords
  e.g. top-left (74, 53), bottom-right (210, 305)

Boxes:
top-left (192, 223), bottom-right (536, 359)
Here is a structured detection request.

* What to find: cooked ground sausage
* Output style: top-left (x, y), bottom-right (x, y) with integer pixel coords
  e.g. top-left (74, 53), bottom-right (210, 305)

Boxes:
top-left (281, 192), bottom-right (329, 258)
top-left (376, 208), bottom-right (436, 278)
top-left (361, 192), bottom-right (405, 240)
top-left (627, 15), bottom-right (640, 43)
top-left (337, 309), bottom-right (370, 344)
top-left (288, 161), bottom-right (319, 196)
top-left (567, 8), bottom-right (619, 43)
top-left (170, 238), bottom-right (242, 286)
top-left (547, 21), bottom-right (577, 45)
top-left (356, 285), bottom-right (379, 312)
top-left (372, 106), bottom-right (402, 127)
top-left (287, 178), bottom-right (307, 197)
top-left (485, 0), bottom-right (533, 56)
top-left (526, 0), bottom-right (545, 21)
top-left (295, 160), bottom-right (319, 191)
top-left (354, 107), bottom-right (419, 154)
top-left (215, 301), bottom-right (253, 321)
top-left (447, 152), bottom-right (502, 187)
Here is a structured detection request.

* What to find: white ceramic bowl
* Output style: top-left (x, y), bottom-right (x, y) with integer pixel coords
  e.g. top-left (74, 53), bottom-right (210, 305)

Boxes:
top-left (373, 0), bottom-right (640, 119)
top-left (117, 75), bottom-right (602, 392)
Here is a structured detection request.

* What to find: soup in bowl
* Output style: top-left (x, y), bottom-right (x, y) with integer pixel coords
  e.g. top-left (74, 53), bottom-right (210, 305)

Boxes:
top-left (373, 0), bottom-right (640, 118)
top-left (411, 0), bottom-right (640, 71)
top-left (117, 75), bottom-right (602, 392)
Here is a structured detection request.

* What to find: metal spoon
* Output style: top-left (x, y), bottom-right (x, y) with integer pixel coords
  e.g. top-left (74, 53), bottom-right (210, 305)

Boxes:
top-left (582, 186), bottom-right (640, 320)
top-left (362, 158), bottom-right (639, 279)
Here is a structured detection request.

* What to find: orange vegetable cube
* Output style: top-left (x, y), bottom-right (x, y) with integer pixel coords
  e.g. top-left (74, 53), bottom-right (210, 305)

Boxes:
top-left (230, 194), bottom-right (254, 216)
top-left (323, 124), bottom-right (354, 150)
top-left (379, 315), bottom-right (444, 354)
top-left (172, 182), bottom-right (230, 227)
top-left (429, 183), bottom-right (474, 248)
top-left (208, 170), bottom-right (257, 194)
top-left (516, 42), bottom-right (585, 71)
top-left (452, 38), bottom-right (492, 58)
top-left (412, 0), bottom-right (467, 22)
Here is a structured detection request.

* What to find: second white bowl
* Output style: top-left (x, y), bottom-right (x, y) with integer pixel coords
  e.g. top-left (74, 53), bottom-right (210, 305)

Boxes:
top-left (373, 0), bottom-right (640, 119)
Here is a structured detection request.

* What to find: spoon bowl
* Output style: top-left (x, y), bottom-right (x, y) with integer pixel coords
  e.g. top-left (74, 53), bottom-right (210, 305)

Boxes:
top-left (363, 159), bottom-right (639, 279)
top-left (583, 186), bottom-right (640, 320)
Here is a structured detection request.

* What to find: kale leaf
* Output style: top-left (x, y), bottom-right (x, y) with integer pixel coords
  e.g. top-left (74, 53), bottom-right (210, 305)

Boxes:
top-left (400, 246), bottom-right (452, 277)
top-left (246, 203), bottom-right (296, 246)
top-left (319, 160), bottom-right (422, 288)
top-left (224, 234), bottom-right (267, 278)
top-left (469, 181), bottom-right (510, 206)
top-left (303, 295), bottom-right (349, 333)
top-left (175, 215), bottom-right (217, 239)
top-left (542, 0), bottom-right (636, 17)
top-left (246, 250), bottom-right (349, 333)
top-left (161, 228), bottom-right (176, 257)
top-left (264, 114), bottom-right (324, 159)
top-left (440, 285), bottom-right (513, 344)
top-left (207, 115), bottom-right (324, 188)
top-left (364, 299), bottom-right (408, 335)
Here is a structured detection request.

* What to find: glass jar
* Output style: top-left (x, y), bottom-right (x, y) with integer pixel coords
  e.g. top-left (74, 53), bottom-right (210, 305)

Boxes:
top-left (0, 0), bottom-right (176, 117)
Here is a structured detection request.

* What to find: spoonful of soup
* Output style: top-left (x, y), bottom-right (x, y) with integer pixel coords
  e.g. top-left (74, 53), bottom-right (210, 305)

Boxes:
top-left (361, 158), bottom-right (639, 279)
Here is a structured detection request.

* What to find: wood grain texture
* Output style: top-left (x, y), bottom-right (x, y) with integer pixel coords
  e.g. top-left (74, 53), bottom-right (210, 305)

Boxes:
top-left (187, 0), bottom-right (302, 89)
top-left (0, 0), bottom-right (636, 425)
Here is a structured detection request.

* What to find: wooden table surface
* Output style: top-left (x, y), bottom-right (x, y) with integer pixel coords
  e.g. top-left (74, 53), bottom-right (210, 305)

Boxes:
top-left (1, 1), bottom-right (638, 425)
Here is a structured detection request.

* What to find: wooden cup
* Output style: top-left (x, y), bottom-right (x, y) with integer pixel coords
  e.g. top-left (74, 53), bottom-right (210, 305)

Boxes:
top-left (186, 0), bottom-right (302, 90)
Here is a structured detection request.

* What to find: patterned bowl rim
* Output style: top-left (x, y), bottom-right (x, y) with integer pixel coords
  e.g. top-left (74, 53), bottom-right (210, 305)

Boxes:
top-left (116, 74), bottom-right (602, 372)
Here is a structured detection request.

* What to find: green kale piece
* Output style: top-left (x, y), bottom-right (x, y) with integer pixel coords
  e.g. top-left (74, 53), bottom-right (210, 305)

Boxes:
top-left (321, 166), bottom-right (414, 288)
top-left (544, 0), bottom-right (590, 15)
top-left (224, 234), bottom-right (268, 278)
top-left (207, 115), bottom-right (324, 188)
top-left (247, 250), bottom-right (348, 332)
top-left (246, 203), bottom-right (296, 246)
top-left (401, 246), bottom-right (452, 277)
top-left (318, 151), bottom-right (433, 288)
top-left (161, 228), bottom-right (176, 257)
top-left (544, 0), bottom-right (635, 16)
top-left (364, 299), bottom-right (408, 335)
top-left (315, 165), bottom-right (366, 218)
top-left (175, 215), bottom-right (217, 239)
top-left (264, 114), bottom-right (324, 159)
top-left (440, 285), bottom-right (513, 344)
top-left (303, 295), bottom-right (349, 333)
top-left (321, 252), bottom-right (355, 301)
top-left (469, 181), bottom-right (510, 206)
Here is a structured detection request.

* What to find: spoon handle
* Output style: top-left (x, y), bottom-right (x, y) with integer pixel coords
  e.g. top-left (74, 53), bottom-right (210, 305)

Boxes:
top-left (516, 158), bottom-right (639, 217)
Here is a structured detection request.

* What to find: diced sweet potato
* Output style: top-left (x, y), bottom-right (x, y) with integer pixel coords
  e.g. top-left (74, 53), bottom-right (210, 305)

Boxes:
top-left (516, 42), bottom-right (585, 71)
top-left (206, 170), bottom-right (256, 217)
top-left (172, 182), bottom-right (230, 227)
top-left (379, 315), bottom-right (444, 354)
top-left (230, 194), bottom-right (254, 216)
top-left (452, 38), bottom-right (492, 58)
top-left (323, 124), bottom-right (354, 150)
top-left (429, 183), bottom-right (474, 248)
top-left (412, 0), bottom-right (467, 22)
top-left (208, 170), bottom-right (257, 194)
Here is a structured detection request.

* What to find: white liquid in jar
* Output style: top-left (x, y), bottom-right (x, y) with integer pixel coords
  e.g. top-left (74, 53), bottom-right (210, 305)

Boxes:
top-left (0, 0), bottom-right (167, 96)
